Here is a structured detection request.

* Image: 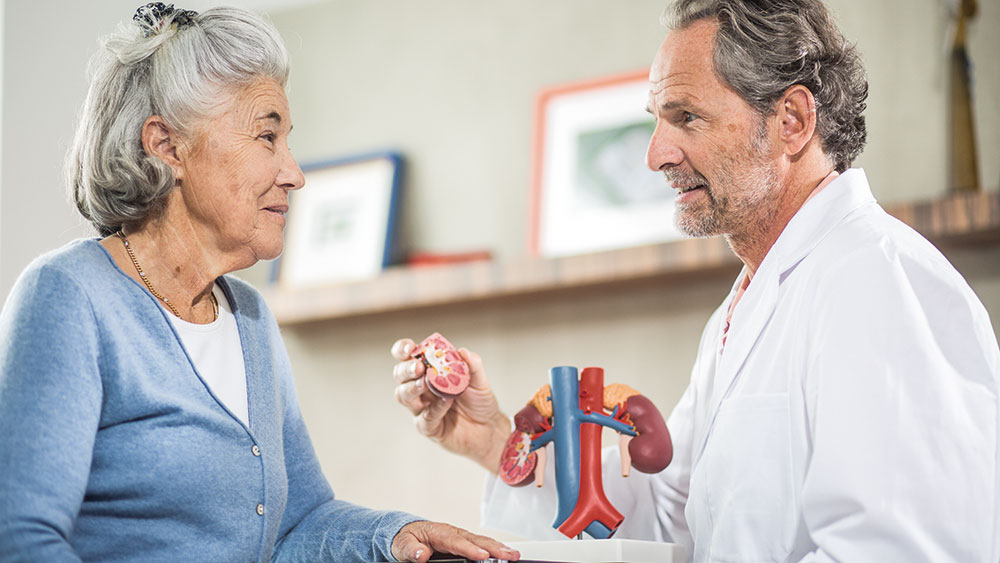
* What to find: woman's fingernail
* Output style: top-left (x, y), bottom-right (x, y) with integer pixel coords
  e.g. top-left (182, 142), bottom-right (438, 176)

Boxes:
top-left (409, 361), bottom-right (418, 375)
top-left (413, 549), bottom-right (424, 560)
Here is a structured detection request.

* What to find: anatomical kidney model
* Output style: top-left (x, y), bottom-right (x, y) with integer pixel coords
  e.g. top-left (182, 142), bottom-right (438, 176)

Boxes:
top-left (499, 366), bottom-right (672, 539)
top-left (411, 333), bottom-right (471, 397)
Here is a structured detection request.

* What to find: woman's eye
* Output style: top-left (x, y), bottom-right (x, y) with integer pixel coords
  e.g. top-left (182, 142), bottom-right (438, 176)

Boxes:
top-left (260, 133), bottom-right (276, 143)
top-left (682, 112), bottom-right (697, 123)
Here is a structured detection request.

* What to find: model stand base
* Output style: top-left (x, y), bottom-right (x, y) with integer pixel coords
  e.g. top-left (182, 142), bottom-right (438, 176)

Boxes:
top-left (507, 538), bottom-right (686, 563)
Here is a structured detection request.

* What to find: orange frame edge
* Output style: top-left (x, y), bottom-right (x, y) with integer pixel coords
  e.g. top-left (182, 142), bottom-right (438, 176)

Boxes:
top-left (527, 69), bottom-right (651, 257)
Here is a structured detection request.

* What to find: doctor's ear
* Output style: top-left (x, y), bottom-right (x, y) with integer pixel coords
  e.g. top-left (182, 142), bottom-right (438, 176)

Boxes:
top-left (141, 115), bottom-right (185, 181)
top-left (775, 85), bottom-right (817, 157)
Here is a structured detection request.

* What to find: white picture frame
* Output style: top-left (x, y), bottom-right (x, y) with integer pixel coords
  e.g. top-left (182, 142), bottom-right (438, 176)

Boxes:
top-left (277, 152), bottom-right (403, 288)
top-left (529, 71), bottom-right (684, 257)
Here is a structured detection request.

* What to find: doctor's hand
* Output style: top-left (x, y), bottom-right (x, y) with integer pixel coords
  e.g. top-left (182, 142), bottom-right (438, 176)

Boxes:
top-left (391, 338), bottom-right (511, 473)
top-left (391, 521), bottom-right (519, 563)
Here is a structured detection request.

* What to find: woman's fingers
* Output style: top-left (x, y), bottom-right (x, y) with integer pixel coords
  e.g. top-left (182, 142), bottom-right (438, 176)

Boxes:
top-left (391, 521), bottom-right (520, 563)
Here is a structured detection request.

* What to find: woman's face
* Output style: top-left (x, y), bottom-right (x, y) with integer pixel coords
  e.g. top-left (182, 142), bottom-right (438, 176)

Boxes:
top-left (174, 78), bottom-right (304, 266)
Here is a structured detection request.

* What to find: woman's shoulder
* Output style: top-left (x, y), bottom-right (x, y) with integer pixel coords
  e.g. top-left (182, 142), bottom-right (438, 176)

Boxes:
top-left (23, 238), bottom-right (113, 276)
top-left (2, 239), bottom-right (118, 326)
top-left (13, 238), bottom-right (117, 293)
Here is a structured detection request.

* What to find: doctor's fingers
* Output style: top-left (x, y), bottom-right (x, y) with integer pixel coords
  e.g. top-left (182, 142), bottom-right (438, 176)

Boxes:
top-left (395, 378), bottom-right (433, 416)
top-left (391, 338), bottom-right (417, 361)
top-left (392, 357), bottom-right (426, 385)
top-left (415, 395), bottom-right (455, 439)
top-left (457, 347), bottom-right (491, 390)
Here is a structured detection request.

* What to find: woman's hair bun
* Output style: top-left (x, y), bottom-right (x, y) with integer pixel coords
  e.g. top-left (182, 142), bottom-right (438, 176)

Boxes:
top-left (132, 2), bottom-right (198, 37)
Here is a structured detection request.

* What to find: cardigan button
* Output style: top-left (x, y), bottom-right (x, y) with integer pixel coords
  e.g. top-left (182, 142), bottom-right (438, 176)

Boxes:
top-left (256, 503), bottom-right (264, 516)
top-left (251, 445), bottom-right (261, 457)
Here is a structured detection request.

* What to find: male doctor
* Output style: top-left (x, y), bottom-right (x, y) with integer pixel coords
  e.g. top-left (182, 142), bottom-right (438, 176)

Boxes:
top-left (392, 0), bottom-right (1000, 560)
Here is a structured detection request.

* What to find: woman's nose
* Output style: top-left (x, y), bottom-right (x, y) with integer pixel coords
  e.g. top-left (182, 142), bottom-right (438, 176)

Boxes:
top-left (279, 147), bottom-right (305, 191)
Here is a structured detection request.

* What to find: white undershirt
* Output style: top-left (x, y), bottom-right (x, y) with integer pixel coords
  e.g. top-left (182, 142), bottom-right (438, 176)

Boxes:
top-left (165, 284), bottom-right (249, 425)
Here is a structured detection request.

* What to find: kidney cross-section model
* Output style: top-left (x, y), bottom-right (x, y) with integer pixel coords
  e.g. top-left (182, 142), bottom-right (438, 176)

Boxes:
top-left (499, 366), bottom-right (672, 539)
top-left (411, 333), bottom-right (471, 397)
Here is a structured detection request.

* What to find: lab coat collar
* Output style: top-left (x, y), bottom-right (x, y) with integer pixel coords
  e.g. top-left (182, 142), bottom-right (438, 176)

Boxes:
top-left (695, 169), bottom-right (876, 465)
top-left (763, 168), bottom-right (876, 278)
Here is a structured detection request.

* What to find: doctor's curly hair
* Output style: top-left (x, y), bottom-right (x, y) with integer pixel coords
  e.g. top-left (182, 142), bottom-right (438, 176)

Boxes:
top-left (665, 0), bottom-right (868, 172)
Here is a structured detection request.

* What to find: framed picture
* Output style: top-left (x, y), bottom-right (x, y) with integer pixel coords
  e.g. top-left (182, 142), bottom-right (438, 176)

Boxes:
top-left (529, 70), bottom-right (684, 257)
top-left (276, 152), bottom-right (403, 289)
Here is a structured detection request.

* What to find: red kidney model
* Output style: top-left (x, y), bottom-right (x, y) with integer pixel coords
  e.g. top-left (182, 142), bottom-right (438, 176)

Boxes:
top-left (498, 366), bottom-right (672, 539)
top-left (411, 333), bottom-right (471, 397)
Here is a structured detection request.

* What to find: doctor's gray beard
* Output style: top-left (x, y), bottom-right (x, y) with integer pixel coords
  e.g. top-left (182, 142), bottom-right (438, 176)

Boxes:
top-left (669, 127), bottom-right (781, 240)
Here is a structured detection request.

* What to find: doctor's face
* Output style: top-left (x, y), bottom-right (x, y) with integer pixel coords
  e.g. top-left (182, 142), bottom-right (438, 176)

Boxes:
top-left (645, 19), bottom-right (781, 240)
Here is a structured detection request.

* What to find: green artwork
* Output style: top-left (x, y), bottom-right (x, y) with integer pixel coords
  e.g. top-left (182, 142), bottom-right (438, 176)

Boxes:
top-left (574, 120), bottom-right (671, 208)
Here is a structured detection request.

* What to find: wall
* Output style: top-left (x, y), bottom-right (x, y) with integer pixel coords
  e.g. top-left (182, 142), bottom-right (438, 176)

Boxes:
top-left (1, 1), bottom-right (100, 290)
top-left (2, 0), bottom-right (999, 541)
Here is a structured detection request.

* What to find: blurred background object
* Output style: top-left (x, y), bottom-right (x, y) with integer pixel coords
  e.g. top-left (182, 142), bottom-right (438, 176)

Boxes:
top-left (948, 0), bottom-right (981, 192)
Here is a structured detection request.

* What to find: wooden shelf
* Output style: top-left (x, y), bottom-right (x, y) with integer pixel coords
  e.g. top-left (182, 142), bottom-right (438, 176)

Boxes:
top-left (263, 189), bottom-right (1000, 325)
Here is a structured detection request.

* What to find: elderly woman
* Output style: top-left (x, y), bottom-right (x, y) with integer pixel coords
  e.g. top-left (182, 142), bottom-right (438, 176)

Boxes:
top-left (0, 4), bottom-right (518, 563)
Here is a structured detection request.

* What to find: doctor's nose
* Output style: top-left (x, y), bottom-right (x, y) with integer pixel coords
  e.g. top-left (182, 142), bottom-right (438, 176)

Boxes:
top-left (646, 123), bottom-right (683, 172)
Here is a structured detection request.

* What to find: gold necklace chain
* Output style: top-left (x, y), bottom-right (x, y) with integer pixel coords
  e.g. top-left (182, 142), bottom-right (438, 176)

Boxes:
top-left (116, 231), bottom-right (218, 321)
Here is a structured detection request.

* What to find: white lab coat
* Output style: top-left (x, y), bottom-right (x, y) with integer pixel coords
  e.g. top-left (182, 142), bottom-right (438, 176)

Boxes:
top-left (483, 169), bottom-right (1000, 562)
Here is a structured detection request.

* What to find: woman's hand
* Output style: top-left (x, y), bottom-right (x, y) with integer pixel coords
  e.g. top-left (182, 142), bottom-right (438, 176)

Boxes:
top-left (391, 339), bottom-right (511, 472)
top-left (391, 521), bottom-right (519, 563)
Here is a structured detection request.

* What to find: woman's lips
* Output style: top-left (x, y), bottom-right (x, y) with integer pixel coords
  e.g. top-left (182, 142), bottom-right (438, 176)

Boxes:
top-left (263, 205), bottom-right (288, 225)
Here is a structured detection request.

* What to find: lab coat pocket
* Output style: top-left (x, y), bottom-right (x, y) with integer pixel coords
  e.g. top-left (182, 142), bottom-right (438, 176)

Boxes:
top-left (705, 393), bottom-right (795, 562)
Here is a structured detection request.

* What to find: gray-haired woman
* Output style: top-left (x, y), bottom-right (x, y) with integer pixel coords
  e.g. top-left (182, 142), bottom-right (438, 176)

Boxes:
top-left (0, 4), bottom-right (519, 562)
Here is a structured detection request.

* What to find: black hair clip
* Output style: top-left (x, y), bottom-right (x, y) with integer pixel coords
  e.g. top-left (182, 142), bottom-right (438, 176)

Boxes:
top-left (133, 2), bottom-right (198, 37)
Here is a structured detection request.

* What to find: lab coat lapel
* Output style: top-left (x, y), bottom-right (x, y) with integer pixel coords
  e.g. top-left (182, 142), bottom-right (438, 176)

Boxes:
top-left (694, 169), bottom-right (877, 466)
top-left (693, 267), bottom-right (780, 467)
top-left (709, 256), bottom-right (781, 421)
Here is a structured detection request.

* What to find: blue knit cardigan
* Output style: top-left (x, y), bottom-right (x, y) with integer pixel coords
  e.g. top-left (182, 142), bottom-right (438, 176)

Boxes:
top-left (0, 239), bottom-right (419, 562)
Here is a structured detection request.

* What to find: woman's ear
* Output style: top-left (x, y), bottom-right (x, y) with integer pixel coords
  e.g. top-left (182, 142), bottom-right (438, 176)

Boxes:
top-left (777, 85), bottom-right (817, 157)
top-left (141, 115), bottom-right (184, 181)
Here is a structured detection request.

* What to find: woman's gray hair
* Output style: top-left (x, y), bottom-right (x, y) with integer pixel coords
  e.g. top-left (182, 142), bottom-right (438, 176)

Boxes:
top-left (665, 0), bottom-right (868, 172)
top-left (68, 5), bottom-right (290, 236)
